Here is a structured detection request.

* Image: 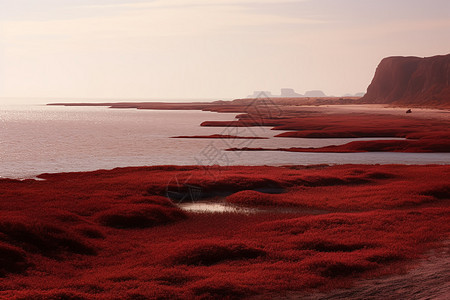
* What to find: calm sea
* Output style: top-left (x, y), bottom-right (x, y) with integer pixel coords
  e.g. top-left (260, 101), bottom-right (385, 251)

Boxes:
top-left (0, 104), bottom-right (449, 179)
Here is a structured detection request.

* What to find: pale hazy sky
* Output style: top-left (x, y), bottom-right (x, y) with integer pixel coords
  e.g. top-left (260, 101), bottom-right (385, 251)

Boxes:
top-left (0, 0), bottom-right (449, 102)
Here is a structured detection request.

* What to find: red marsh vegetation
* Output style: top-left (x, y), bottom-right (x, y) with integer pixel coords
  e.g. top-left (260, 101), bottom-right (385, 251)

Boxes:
top-left (0, 164), bottom-right (448, 299)
top-left (214, 112), bottom-right (450, 153)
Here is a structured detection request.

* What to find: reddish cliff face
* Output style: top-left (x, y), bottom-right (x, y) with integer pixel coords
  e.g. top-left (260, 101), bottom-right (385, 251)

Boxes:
top-left (361, 54), bottom-right (450, 107)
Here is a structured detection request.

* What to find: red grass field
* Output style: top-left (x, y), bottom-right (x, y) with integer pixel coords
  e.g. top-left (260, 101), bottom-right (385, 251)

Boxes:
top-left (227, 138), bottom-right (450, 153)
top-left (199, 105), bottom-right (450, 153)
top-left (0, 164), bottom-right (449, 299)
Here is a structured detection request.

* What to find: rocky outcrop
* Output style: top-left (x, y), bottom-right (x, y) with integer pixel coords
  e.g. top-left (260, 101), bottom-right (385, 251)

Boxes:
top-left (247, 89), bottom-right (327, 98)
top-left (361, 54), bottom-right (450, 107)
top-left (280, 88), bottom-right (302, 97)
top-left (304, 90), bottom-right (327, 97)
top-left (247, 91), bottom-right (274, 98)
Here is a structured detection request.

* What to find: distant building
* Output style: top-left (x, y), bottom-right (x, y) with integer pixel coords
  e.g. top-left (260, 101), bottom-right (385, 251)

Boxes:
top-left (280, 88), bottom-right (302, 97)
top-left (303, 90), bottom-right (326, 97)
top-left (247, 91), bottom-right (273, 98)
top-left (247, 88), bottom-right (327, 98)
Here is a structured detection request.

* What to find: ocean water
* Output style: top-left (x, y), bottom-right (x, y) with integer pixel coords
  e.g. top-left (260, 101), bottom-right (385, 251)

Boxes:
top-left (0, 104), bottom-right (449, 179)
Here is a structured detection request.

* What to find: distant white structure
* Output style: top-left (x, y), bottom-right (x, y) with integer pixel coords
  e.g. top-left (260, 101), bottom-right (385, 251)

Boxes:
top-left (303, 90), bottom-right (326, 97)
top-left (280, 88), bottom-right (302, 97)
top-left (247, 88), bottom-right (327, 98)
top-left (247, 91), bottom-right (274, 98)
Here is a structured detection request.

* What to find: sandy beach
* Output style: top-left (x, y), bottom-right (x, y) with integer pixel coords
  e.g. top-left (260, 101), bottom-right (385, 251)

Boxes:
top-left (289, 104), bottom-right (450, 120)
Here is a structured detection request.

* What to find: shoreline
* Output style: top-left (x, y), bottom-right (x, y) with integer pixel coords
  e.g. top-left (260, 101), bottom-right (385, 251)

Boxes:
top-left (1, 102), bottom-right (449, 179)
top-left (4, 156), bottom-right (450, 181)
top-left (46, 101), bottom-right (450, 154)
top-left (48, 101), bottom-right (450, 116)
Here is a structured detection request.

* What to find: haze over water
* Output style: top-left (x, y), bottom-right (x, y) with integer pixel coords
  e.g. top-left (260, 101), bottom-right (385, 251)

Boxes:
top-left (1, 104), bottom-right (448, 179)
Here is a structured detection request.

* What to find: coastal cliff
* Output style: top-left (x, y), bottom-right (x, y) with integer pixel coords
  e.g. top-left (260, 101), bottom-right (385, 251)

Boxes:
top-left (361, 54), bottom-right (450, 108)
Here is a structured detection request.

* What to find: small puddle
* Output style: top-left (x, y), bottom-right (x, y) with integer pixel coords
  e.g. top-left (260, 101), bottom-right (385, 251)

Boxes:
top-left (29, 177), bottom-right (47, 181)
top-left (179, 201), bottom-right (328, 215)
top-left (179, 202), bottom-right (257, 214)
top-left (0, 176), bottom-right (47, 182)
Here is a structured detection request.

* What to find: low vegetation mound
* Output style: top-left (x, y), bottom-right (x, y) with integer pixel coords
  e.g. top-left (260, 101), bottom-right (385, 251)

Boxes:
top-left (0, 216), bottom-right (96, 257)
top-left (226, 190), bottom-right (278, 206)
top-left (96, 204), bottom-right (186, 229)
top-left (0, 242), bottom-right (29, 276)
top-left (168, 240), bottom-right (266, 266)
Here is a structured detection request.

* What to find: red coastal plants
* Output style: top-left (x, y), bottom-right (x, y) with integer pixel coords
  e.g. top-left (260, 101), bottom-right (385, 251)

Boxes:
top-left (0, 165), bottom-right (448, 298)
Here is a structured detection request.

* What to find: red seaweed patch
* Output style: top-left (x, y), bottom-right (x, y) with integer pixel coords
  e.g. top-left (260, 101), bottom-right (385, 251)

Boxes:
top-left (167, 240), bottom-right (266, 266)
top-left (96, 204), bottom-right (186, 229)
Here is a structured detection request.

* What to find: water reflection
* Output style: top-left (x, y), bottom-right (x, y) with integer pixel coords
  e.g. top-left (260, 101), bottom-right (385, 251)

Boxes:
top-left (179, 201), bottom-right (328, 215)
top-left (179, 202), bottom-right (256, 214)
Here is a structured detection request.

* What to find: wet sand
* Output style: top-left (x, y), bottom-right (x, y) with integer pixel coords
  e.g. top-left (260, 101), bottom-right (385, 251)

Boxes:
top-left (291, 104), bottom-right (450, 121)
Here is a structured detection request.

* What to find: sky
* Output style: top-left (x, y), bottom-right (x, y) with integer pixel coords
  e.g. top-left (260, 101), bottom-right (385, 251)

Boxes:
top-left (0, 0), bottom-right (449, 103)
